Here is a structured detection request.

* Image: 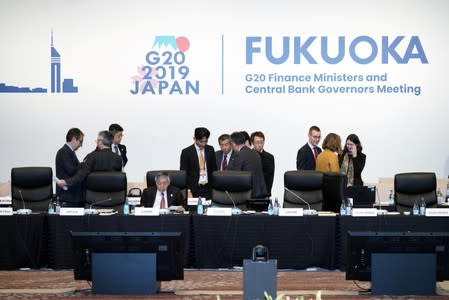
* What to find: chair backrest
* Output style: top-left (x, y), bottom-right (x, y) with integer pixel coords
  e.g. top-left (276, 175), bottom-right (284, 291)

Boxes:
top-left (85, 172), bottom-right (127, 211)
top-left (11, 167), bottom-right (53, 212)
top-left (283, 170), bottom-right (323, 210)
top-left (212, 171), bottom-right (252, 209)
top-left (394, 172), bottom-right (437, 212)
top-left (146, 170), bottom-right (187, 200)
top-left (322, 172), bottom-right (346, 213)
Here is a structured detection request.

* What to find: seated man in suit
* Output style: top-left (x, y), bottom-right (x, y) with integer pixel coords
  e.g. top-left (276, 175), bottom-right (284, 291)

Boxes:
top-left (109, 123), bottom-right (128, 167)
top-left (141, 172), bottom-right (185, 212)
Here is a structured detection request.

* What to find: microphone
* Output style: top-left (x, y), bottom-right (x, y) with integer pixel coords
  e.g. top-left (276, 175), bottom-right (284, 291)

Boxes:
top-left (284, 187), bottom-right (318, 216)
top-left (225, 190), bottom-right (242, 215)
top-left (17, 190), bottom-right (32, 215)
top-left (85, 197), bottom-right (112, 215)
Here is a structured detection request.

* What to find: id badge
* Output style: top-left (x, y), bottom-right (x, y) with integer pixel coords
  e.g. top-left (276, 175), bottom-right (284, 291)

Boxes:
top-left (199, 169), bottom-right (208, 184)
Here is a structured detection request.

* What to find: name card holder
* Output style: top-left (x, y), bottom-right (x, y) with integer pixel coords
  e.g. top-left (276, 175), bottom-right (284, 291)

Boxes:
top-left (0, 197), bottom-right (12, 205)
top-left (187, 198), bottom-right (210, 206)
top-left (279, 208), bottom-right (304, 216)
top-left (127, 197), bottom-right (141, 206)
top-left (206, 207), bottom-right (232, 216)
top-left (0, 207), bottom-right (13, 216)
top-left (60, 207), bottom-right (85, 216)
top-left (134, 207), bottom-right (159, 216)
top-left (352, 208), bottom-right (378, 217)
top-left (425, 208), bottom-right (449, 217)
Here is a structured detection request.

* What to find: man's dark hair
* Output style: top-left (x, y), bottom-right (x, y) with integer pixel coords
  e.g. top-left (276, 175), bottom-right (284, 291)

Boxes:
top-left (240, 131), bottom-right (251, 146)
top-left (109, 123), bottom-right (124, 135)
top-left (250, 131), bottom-right (265, 143)
top-left (230, 131), bottom-right (245, 145)
top-left (309, 125), bottom-right (321, 134)
top-left (218, 133), bottom-right (230, 143)
top-left (66, 128), bottom-right (84, 142)
top-left (194, 127), bottom-right (210, 140)
top-left (98, 130), bottom-right (114, 147)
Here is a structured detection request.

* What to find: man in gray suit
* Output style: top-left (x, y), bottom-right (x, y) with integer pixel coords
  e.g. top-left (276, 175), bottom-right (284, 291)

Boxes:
top-left (228, 131), bottom-right (267, 199)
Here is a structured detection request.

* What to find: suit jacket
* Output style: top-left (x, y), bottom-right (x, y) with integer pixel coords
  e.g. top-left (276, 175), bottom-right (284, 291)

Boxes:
top-left (338, 152), bottom-right (366, 186)
top-left (258, 149), bottom-right (275, 197)
top-left (55, 144), bottom-right (84, 204)
top-left (141, 186), bottom-right (184, 208)
top-left (112, 143), bottom-right (128, 167)
top-left (180, 144), bottom-right (217, 197)
top-left (228, 146), bottom-right (267, 198)
top-left (215, 150), bottom-right (235, 170)
top-left (296, 143), bottom-right (322, 170)
top-left (85, 148), bottom-right (123, 172)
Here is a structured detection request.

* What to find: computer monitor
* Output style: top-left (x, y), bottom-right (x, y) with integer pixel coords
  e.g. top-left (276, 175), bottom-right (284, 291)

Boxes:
top-left (70, 231), bottom-right (184, 281)
top-left (346, 231), bottom-right (449, 281)
top-left (344, 186), bottom-right (375, 208)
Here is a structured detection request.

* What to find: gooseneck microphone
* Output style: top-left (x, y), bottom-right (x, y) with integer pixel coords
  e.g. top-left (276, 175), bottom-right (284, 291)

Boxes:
top-left (85, 197), bottom-right (112, 215)
top-left (284, 187), bottom-right (318, 216)
top-left (225, 190), bottom-right (242, 215)
top-left (17, 190), bottom-right (32, 215)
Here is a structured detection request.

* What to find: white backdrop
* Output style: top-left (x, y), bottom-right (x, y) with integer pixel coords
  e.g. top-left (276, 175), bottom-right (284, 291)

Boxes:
top-left (1, 0), bottom-right (448, 199)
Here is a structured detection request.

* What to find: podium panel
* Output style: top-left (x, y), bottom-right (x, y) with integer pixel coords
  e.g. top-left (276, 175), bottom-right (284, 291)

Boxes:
top-left (243, 259), bottom-right (277, 300)
top-left (92, 252), bottom-right (157, 295)
top-left (372, 253), bottom-right (436, 295)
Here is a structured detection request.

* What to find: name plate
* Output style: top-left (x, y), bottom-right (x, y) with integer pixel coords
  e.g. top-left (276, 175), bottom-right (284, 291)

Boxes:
top-left (60, 207), bottom-right (85, 216)
top-left (206, 207), bottom-right (232, 216)
top-left (0, 197), bottom-right (12, 205)
top-left (426, 208), bottom-right (449, 217)
top-left (352, 208), bottom-right (377, 217)
top-left (0, 207), bottom-right (13, 215)
top-left (279, 208), bottom-right (304, 216)
top-left (134, 207), bottom-right (159, 216)
top-left (127, 197), bottom-right (141, 206)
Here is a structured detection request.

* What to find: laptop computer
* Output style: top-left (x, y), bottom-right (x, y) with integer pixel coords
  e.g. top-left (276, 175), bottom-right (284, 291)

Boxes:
top-left (345, 186), bottom-right (376, 208)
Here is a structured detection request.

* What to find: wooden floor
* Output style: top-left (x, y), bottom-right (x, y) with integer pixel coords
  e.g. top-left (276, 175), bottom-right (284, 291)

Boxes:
top-left (0, 269), bottom-right (449, 299)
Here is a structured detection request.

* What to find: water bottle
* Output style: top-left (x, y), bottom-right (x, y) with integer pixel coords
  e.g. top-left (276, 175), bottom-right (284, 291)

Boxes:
top-left (346, 198), bottom-right (353, 216)
top-left (273, 198), bottom-right (280, 216)
top-left (48, 199), bottom-right (55, 214)
top-left (419, 197), bottom-right (426, 216)
top-left (267, 200), bottom-right (274, 215)
top-left (437, 188), bottom-right (444, 205)
top-left (197, 197), bottom-right (204, 215)
top-left (388, 190), bottom-right (394, 206)
top-left (340, 200), bottom-right (346, 216)
top-left (412, 200), bottom-right (419, 215)
top-left (123, 197), bottom-right (129, 215)
top-left (55, 197), bottom-right (61, 214)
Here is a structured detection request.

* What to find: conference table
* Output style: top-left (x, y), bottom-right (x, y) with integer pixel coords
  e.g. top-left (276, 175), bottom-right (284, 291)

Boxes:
top-left (1, 213), bottom-right (449, 271)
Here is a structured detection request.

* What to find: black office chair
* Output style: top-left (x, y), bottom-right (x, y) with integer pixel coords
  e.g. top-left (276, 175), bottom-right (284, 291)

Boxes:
top-left (85, 172), bottom-right (127, 211)
top-left (283, 170), bottom-right (323, 210)
top-left (322, 172), bottom-right (346, 213)
top-left (146, 170), bottom-right (187, 201)
top-left (211, 171), bottom-right (252, 209)
top-left (394, 172), bottom-right (437, 213)
top-left (11, 167), bottom-right (53, 212)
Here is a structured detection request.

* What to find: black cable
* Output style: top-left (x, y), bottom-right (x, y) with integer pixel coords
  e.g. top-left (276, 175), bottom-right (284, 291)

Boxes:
top-left (353, 280), bottom-right (371, 292)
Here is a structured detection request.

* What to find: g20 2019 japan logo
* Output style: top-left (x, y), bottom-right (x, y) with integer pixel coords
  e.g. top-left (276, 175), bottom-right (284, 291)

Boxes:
top-left (130, 36), bottom-right (199, 95)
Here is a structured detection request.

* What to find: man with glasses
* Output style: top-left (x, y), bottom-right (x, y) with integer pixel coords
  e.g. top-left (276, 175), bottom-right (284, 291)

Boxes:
top-left (141, 172), bottom-right (184, 212)
top-left (55, 128), bottom-right (85, 207)
top-left (296, 126), bottom-right (322, 170)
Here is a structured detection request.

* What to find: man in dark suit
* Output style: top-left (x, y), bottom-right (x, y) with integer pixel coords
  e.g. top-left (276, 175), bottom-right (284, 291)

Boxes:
top-left (251, 131), bottom-right (275, 197)
top-left (141, 172), bottom-right (184, 212)
top-left (109, 123), bottom-right (128, 167)
top-left (55, 128), bottom-right (85, 207)
top-left (296, 125), bottom-right (322, 170)
top-left (180, 127), bottom-right (217, 199)
top-left (228, 131), bottom-right (267, 199)
top-left (215, 134), bottom-right (234, 171)
top-left (57, 131), bottom-right (122, 193)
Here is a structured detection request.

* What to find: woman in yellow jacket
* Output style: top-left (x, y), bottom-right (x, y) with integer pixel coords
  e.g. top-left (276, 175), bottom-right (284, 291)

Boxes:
top-left (315, 133), bottom-right (342, 173)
